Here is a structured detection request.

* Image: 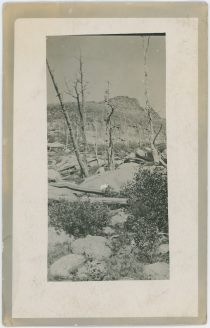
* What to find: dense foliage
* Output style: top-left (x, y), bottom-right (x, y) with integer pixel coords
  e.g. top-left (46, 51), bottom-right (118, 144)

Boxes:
top-left (122, 166), bottom-right (168, 262)
top-left (48, 199), bottom-right (109, 238)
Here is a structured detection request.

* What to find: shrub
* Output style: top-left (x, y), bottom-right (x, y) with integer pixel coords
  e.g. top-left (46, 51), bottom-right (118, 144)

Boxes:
top-left (48, 199), bottom-right (109, 238)
top-left (121, 166), bottom-right (168, 263)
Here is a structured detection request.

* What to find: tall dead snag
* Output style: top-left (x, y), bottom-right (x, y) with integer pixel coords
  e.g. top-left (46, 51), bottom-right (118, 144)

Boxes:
top-left (65, 53), bottom-right (88, 163)
top-left (104, 81), bottom-right (117, 170)
top-left (142, 36), bottom-right (164, 165)
top-left (47, 59), bottom-right (89, 177)
top-left (92, 121), bottom-right (100, 167)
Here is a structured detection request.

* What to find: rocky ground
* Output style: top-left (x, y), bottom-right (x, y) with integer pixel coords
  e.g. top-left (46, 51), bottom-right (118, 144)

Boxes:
top-left (48, 207), bottom-right (169, 281)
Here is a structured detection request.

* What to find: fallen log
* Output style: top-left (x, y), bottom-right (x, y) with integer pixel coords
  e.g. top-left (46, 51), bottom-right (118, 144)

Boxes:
top-left (50, 182), bottom-right (106, 195)
top-left (58, 164), bottom-right (77, 172)
top-left (124, 157), bottom-right (149, 164)
top-left (48, 194), bottom-right (128, 205)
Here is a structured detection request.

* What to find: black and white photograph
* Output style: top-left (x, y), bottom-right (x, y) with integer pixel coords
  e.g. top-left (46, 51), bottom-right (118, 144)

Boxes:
top-left (3, 2), bottom-right (207, 323)
top-left (47, 34), bottom-right (169, 281)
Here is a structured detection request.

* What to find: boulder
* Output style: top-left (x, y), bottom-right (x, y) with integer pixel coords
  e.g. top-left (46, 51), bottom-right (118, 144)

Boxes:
top-left (80, 163), bottom-right (139, 192)
top-left (110, 209), bottom-right (129, 226)
top-left (71, 235), bottom-right (111, 260)
top-left (96, 167), bottom-right (105, 175)
top-left (161, 149), bottom-right (167, 163)
top-left (48, 227), bottom-right (72, 247)
top-left (135, 148), bottom-right (147, 159)
top-left (48, 169), bottom-right (61, 182)
top-left (49, 254), bottom-right (86, 279)
top-left (48, 185), bottom-right (77, 201)
top-left (143, 262), bottom-right (169, 280)
top-left (156, 243), bottom-right (169, 254)
top-left (103, 226), bottom-right (115, 236)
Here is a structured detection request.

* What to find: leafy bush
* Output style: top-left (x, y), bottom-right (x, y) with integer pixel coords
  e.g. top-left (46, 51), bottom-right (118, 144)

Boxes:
top-left (48, 199), bottom-right (109, 238)
top-left (121, 166), bottom-right (168, 263)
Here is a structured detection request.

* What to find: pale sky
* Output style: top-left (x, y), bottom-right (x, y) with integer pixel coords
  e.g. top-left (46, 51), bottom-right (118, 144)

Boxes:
top-left (47, 34), bottom-right (165, 117)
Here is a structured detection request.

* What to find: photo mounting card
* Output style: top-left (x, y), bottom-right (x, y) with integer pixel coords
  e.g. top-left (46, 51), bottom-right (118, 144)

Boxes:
top-left (3, 2), bottom-right (207, 326)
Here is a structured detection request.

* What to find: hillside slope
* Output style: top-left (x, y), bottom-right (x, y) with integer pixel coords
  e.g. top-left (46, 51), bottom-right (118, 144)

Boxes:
top-left (47, 96), bottom-right (166, 147)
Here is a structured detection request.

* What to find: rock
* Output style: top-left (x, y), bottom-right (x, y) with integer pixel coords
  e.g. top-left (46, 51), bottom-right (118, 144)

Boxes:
top-left (135, 148), bottom-right (147, 159)
top-left (161, 149), bottom-right (167, 163)
top-left (96, 167), bottom-right (105, 175)
top-left (143, 262), bottom-right (169, 280)
top-left (120, 277), bottom-right (135, 280)
top-left (71, 235), bottom-right (111, 260)
top-left (77, 260), bottom-right (107, 280)
top-left (100, 184), bottom-right (109, 191)
top-left (103, 226), bottom-right (115, 235)
top-left (48, 169), bottom-right (61, 182)
top-left (48, 185), bottom-right (77, 201)
top-left (80, 163), bottom-right (139, 192)
top-left (48, 227), bottom-right (72, 247)
top-left (49, 254), bottom-right (86, 279)
top-left (110, 209), bottom-right (129, 226)
top-left (129, 152), bottom-right (136, 159)
top-left (156, 243), bottom-right (169, 255)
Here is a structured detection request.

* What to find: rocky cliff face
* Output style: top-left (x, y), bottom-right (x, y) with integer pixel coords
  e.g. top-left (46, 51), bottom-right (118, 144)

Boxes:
top-left (47, 96), bottom-right (166, 147)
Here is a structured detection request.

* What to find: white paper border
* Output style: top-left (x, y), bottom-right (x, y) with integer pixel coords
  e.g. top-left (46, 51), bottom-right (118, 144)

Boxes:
top-left (12, 18), bottom-right (198, 318)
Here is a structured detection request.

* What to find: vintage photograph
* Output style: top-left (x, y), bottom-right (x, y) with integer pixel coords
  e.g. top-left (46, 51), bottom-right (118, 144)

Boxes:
top-left (47, 34), bottom-right (169, 281)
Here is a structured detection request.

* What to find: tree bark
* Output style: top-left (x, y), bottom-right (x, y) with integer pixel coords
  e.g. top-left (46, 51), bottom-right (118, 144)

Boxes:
top-left (92, 121), bottom-right (100, 167)
top-left (142, 36), bottom-right (162, 165)
top-left (104, 81), bottom-right (116, 170)
top-left (79, 54), bottom-right (88, 157)
top-left (47, 59), bottom-right (89, 177)
top-left (65, 55), bottom-right (88, 162)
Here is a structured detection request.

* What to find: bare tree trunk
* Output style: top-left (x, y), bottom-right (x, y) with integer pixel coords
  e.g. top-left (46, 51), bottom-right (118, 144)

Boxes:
top-left (79, 53), bottom-right (88, 157)
top-left (65, 54), bottom-right (88, 163)
top-left (104, 81), bottom-right (116, 170)
top-left (142, 36), bottom-right (161, 164)
top-left (107, 123), bottom-right (115, 170)
top-left (47, 59), bottom-right (89, 177)
top-left (92, 121), bottom-right (100, 167)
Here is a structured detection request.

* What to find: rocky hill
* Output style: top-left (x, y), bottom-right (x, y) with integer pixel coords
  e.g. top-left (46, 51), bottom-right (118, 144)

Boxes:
top-left (47, 96), bottom-right (166, 147)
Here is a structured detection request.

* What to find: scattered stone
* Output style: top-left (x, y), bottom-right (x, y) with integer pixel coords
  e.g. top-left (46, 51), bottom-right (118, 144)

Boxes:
top-left (156, 243), bottom-right (169, 255)
top-left (49, 254), bottom-right (86, 279)
top-left (48, 169), bottom-right (61, 182)
top-left (71, 235), bottom-right (111, 260)
top-left (103, 226), bottom-right (115, 236)
top-left (143, 262), bottom-right (169, 280)
top-left (110, 209), bottom-right (129, 226)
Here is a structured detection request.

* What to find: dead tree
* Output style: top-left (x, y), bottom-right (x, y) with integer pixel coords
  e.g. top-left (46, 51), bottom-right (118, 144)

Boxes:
top-left (65, 53), bottom-right (88, 162)
top-left (132, 122), bottom-right (143, 147)
top-left (47, 59), bottom-right (89, 177)
top-left (104, 81), bottom-right (117, 170)
top-left (142, 36), bottom-right (165, 166)
top-left (92, 121), bottom-right (100, 167)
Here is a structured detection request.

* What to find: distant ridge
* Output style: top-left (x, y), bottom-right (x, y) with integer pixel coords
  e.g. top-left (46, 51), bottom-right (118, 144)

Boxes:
top-left (47, 96), bottom-right (166, 145)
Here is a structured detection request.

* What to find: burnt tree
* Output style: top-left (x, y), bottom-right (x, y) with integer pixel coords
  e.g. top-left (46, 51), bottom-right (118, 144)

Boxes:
top-left (104, 81), bottom-right (118, 170)
top-left (65, 53), bottom-right (88, 163)
top-left (142, 36), bottom-right (165, 166)
top-left (47, 59), bottom-right (89, 177)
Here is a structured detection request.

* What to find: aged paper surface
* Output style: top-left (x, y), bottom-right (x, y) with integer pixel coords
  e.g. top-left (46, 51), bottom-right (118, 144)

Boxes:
top-left (3, 2), bottom-right (207, 325)
top-left (12, 17), bottom-right (197, 318)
